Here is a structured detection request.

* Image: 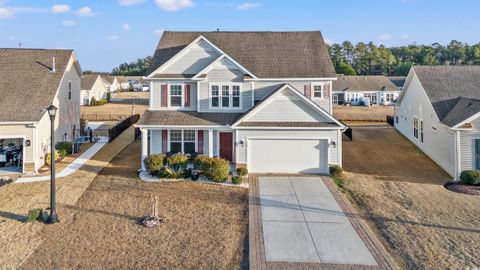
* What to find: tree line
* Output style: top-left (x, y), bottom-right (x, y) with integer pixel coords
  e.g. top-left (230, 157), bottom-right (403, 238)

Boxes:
top-left (328, 40), bottom-right (480, 76)
top-left (111, 56), bottom-right (152, 76)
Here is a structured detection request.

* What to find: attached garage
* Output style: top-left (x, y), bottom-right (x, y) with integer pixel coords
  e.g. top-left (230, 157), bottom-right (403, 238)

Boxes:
top-left (247, 138), bottom-right (329, 174)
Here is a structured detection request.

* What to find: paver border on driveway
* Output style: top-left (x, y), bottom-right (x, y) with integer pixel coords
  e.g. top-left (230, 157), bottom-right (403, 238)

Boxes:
top-left (249, 175), bottom-right (398, 270)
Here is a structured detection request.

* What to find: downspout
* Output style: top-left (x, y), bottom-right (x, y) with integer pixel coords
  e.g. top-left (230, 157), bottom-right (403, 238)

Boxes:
top-left (454, 129), bottom-right (461, 180)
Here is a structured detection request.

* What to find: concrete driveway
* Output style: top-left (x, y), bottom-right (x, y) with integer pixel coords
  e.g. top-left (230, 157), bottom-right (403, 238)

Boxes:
top-left (259, 176), bottom-right (377, 265)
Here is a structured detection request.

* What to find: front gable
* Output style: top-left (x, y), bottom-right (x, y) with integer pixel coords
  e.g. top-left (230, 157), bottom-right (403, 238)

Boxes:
top-left (233, 84), bottom-right (345, 128)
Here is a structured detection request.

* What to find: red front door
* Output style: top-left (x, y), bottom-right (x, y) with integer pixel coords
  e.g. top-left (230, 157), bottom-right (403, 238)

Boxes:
top-left (219, 132), bottom-right (233, 162)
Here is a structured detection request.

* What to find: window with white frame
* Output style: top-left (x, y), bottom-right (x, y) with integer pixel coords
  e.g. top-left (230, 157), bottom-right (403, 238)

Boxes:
top-left (232, 85), bottom-right (240, 107)
top-left (170, 85), bottom-right (182, 107)
top-left (312, 83), bottom-right (323, 98)
top-left (386, 93), bottom-right (394, 103)
top-left (210, 83), bottom-right (241, 109)
top-left (169, 130), bottom-right (196, 154)
top-left (211, 85), bottom-right (219, 108)
top-left (413, 117), bottom-right (419, 139)
top-left (222, 85), bottom-right (230, 108)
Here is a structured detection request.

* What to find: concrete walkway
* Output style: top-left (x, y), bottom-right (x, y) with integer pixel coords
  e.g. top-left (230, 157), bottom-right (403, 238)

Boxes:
top-left (259, 176), bottom-right (376, 265)
top-left (15, 142), bottom-right (106, 183)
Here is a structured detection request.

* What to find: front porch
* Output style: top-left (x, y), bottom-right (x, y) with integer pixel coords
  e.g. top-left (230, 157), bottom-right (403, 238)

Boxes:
top-left (139, 127), bottom-right (238, 170)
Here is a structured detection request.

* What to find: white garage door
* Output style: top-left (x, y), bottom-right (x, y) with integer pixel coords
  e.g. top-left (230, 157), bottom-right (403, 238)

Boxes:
top-left (248, 138), bottom-right (328, 174)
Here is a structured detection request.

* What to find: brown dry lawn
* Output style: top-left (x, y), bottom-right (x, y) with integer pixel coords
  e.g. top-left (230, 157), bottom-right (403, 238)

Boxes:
top-left (81, 91), bottom-right (149, 116)
top-left (342, 126), bottom-right (480, 269)
top-left (21, 141), bottom-right (249, 269)
top-left (0, 127), bottom-right (136, 269)
top-left (333, 105), bottom-right (394, 122)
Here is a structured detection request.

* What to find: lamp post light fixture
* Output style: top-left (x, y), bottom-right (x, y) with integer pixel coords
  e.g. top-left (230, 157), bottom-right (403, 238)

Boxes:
top-left (46, 104), bottom-right (59, 224)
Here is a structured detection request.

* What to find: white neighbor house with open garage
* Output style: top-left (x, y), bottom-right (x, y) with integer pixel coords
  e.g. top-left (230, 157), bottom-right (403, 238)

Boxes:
top-left (0, 49), bottom-right (82, 174)
top-left (394, 66), bottom-right (480, 179)
top-left (136, 31), bottom-right (347, 174)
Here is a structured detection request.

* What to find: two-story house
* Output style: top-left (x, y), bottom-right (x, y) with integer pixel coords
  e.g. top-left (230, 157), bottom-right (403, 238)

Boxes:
top-left (395, 66), bottom-right (480, 179)
top-left (0, 48), bottom-right (82, 174)
top-left (137, 31), bottom-right (347, 174)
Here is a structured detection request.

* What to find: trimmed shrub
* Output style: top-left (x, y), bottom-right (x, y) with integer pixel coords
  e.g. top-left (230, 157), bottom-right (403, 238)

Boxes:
top-left (194, 155), bottom-right (210, 170)
top-left (45, 151), bottom-right (60, 166)
top-left (236, 167), bottom-right (248, 177)
top-left (460, 170), bottom-right (480, 185)
top-left (195, 156), bottom-right (230, 183)
top-left (167, 153), bottom-right (189, 172)
top-left (90, 98), bottom-right (108, 106)
top-left (90, 97), bottom-right (97, 106)
top-left (56, 141), bottom-right (72, 157)
top-left (106, 92), bottom-right (111, 102)
top-left (144, 154), bottom-right (166, 175)
top-left (329, 165), bottom-right (343, 178)
top-left (231, 176), bottom-right (243, 185)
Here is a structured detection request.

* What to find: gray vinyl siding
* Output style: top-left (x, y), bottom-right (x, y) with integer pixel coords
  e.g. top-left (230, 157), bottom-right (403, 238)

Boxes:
top-left (248, 90), bottom-right (329, 122)
top-left (236, 129), bottom-right (340, 165)
top-left (253, 81), bottom-right (332, 113)
top-left (459, 117), bottom-right (480, 171)
top-left (150, 81), bottom-right (197, 111)
top-left (163, 40), bottom-right (220, 74)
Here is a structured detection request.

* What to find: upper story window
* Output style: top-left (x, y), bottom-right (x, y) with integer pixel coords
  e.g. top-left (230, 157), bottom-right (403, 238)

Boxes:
top-left (312, 83), bottom-right (323, 99)
top-left (68, 81), bottom-right (72, 100)
top-left (210, 83), bottom-right (241, 109)
top-left (170, 85), bottom-right (182, 107)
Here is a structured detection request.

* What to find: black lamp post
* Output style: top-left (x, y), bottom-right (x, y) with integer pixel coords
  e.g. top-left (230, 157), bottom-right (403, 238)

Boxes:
top-left (46, 104), bottom-right (59, 224)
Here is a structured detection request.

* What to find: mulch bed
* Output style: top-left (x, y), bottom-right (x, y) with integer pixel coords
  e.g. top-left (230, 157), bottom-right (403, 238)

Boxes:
top-left (445, 182), bottom-right (480, 195)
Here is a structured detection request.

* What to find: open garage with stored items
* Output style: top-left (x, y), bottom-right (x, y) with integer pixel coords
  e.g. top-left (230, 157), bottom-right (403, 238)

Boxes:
top-left (0, 137), bottom-right (24, 174)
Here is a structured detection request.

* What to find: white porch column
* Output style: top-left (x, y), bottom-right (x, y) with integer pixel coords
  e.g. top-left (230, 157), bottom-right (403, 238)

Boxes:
top-left (141, 128), bottom-right (148, 170)
top-left (208, 129), bottom-right (213, 157)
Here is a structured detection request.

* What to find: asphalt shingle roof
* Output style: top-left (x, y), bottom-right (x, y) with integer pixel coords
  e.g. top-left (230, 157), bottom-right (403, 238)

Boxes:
top-left (148, 31), bottom-right (336, 78)
top-left (413, 66), bottom-right (480, 127)
top-left (81, 74), bottom-right (100, 90)
top-left (333, 75), bottom-right (398, 92)
top-left (137, 111), bottom-right (243, 126)
top-left (0, 48), bottom-right (73, 122)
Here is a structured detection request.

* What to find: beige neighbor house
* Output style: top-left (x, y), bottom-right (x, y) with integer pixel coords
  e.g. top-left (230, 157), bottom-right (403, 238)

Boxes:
top-left (137, 31), bottom-right (347, 174)
top-left (332, 75), bottom-right (400, 105)
top-left (103, 75), bottom-right (121, 93)
top-left (0, 48), bottom-right (83, 174)
top-left (395, 66), bottom-right (480, 179)
top-left (80, 74), bottom-right (109, 105)
top-left (116, 76), bottom-right (130, 90)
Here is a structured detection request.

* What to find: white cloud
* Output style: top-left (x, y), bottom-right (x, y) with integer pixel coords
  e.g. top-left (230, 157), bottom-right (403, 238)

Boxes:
top-left (155, 0), bottom-right (194, 11)
top-left (51, 4), bottom-right (70, 14)
top-left (76, 6), bottom-right (94, 16)
top-left (106, 35), bottom-right (119, 41)
top-left (400, 34), bottom-right (411, 40)
top-left (153, 28), bottom-right (165, 36)
top-left (62, 20), bottom-right (77, 26)
top-left (236, 2), bottom-right (262, 10)
top-left (119, 0), bottom-right (145, 6)
top-left (123, 22), bottom-right (130, 31)
top-left (379, 33), bottom-right (393, 42)
top-left (324, 38), bottom-right (335, 45)
top-left (0, 8), bottom-right (14, 18)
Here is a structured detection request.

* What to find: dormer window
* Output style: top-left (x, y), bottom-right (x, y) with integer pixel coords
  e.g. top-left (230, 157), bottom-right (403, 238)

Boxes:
top-left (210, 83), bottom-right (242, 109)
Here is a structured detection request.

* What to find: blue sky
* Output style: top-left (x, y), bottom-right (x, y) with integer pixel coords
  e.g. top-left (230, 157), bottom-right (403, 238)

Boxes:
top-left (1, 0), bottom-right (479, 71)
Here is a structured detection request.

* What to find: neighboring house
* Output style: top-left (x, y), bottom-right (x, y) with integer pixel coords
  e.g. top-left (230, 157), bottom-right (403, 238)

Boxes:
top-left (395, 66), bottom-right (480, 178)
top-left (0, 48), bottom-right (82, 173)
top-left (136, 31), bottom-right (347, 174)
top-left (388, 76), bottom-right (407, 90)
top-left (116, 76), bottom-right (130, 90)
top-left (103, 75), bottom-right (121, 93)
top-left (80, 74), bottom-right (109, 105)
top-left (126, 76), bottom-right (149, 91)
top-left (332, 75), bottom-right (400, 105)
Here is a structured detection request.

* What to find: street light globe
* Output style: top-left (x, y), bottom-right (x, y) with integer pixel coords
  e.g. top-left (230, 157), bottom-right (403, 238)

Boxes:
top-left (47, 104), bottom-right (57, 119)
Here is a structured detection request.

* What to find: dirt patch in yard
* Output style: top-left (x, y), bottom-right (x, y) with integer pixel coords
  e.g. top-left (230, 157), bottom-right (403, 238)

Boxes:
top-left (20, 141), bottom-right (249, 269)
top-left (333, 105), bottom-right (394, 122)
top-left (341, 126), bottom-right (480, 269)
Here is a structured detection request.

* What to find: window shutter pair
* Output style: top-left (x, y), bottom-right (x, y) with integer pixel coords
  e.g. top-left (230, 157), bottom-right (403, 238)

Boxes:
top-left (304, 85), bottom-right (311, 99)
top-left (162, 130), bottom-right (168, 153)
top-left (160, 84), bottom-right (191, 107)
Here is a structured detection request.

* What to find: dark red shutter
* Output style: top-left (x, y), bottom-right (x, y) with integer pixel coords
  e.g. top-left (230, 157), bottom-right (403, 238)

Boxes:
top-left (197, 130), bottom-right (204, 154)
top-left (162, 130), bottom-right (168, 153)
top-left (161, 84), bottom-right (168, 107)
top-left (324, 82), bottom-right (330, 98)
top-left (304, 85), bottom-right (311, 99)
top-left (184, 84), bottom-right (191, 107)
